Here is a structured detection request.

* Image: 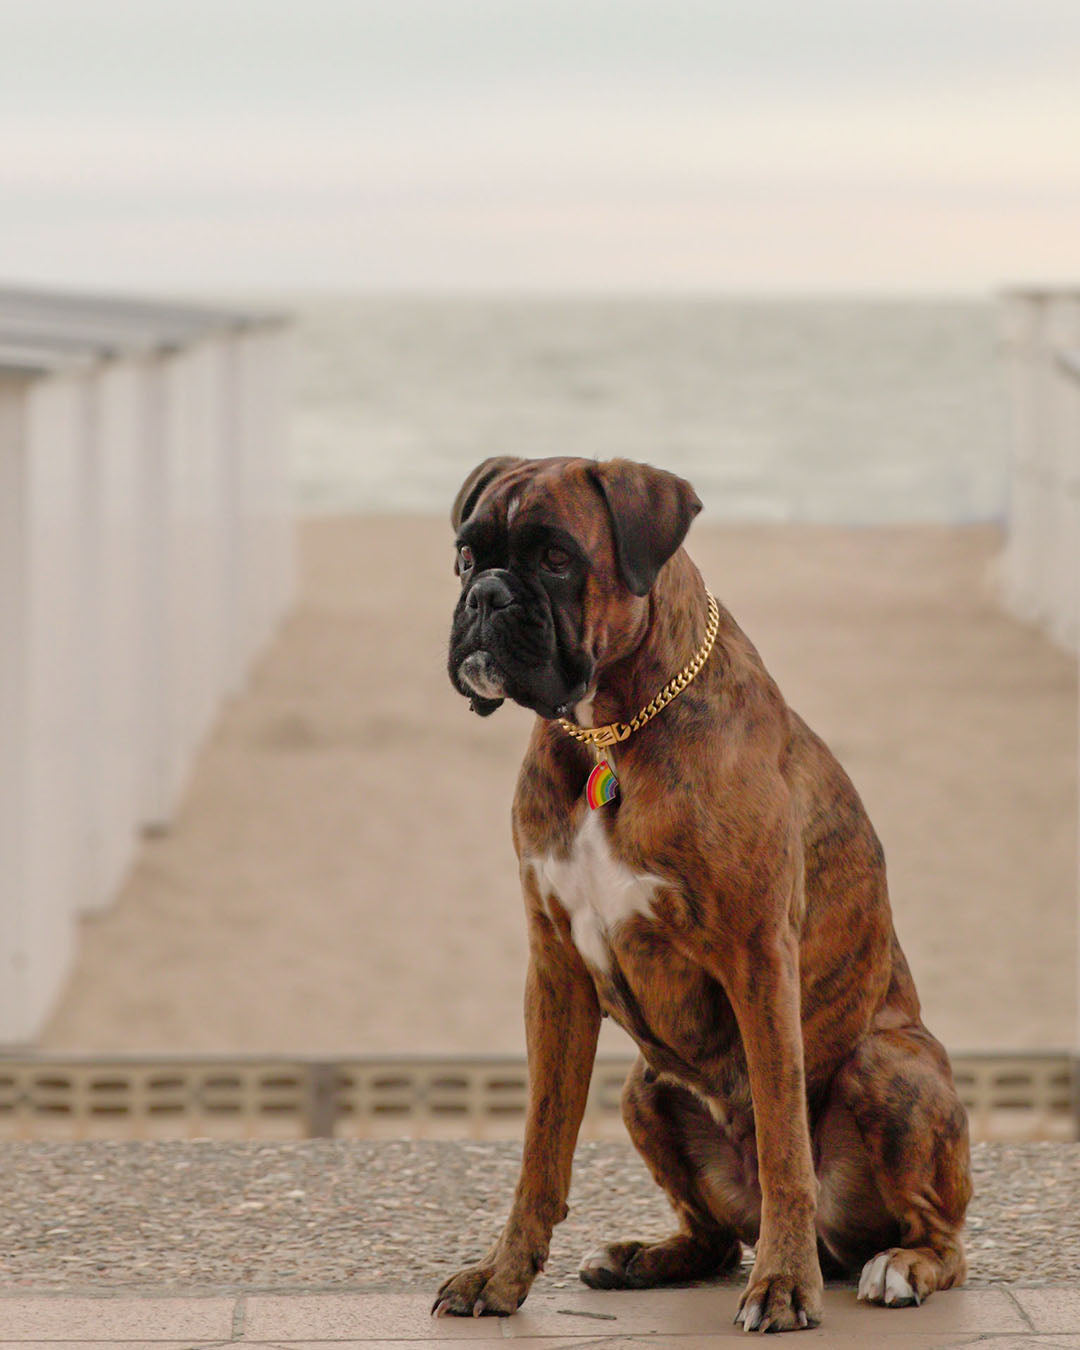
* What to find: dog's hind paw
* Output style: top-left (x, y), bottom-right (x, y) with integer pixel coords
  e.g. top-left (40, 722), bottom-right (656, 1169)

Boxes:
top-left (857, 1249), bottom-right (922, 1307)
top-left (579, 1241), bottom-right (645, 1289)
top-left (581, 1232), bottom-right (741, 1290)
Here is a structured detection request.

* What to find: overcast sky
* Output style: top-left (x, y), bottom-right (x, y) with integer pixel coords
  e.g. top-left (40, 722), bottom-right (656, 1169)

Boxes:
top-left (1, 0), bottom-right (1077, 294)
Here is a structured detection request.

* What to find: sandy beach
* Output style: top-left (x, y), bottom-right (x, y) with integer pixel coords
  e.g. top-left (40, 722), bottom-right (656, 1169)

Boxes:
top-left (40, 516), bottom-right (1076, 1057)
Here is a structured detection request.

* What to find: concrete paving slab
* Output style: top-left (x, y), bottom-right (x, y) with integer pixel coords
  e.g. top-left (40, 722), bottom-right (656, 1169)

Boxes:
top-left (986, 1340), bottom-right (1080, 1350)
top-left (202, 1330), bottom-right (1080, 1348)
top-left (1012, 1288), bottom-right (1080, 1333)
top-left (234, 1339), bottom-right (1027, 1350)
top-left (267, 1343), bottom-right (508, 1350)
top-left (0, 1288), bottom-right (1069, 1345)
top-left (499, 1286), bottom-right (1027, 1339)
top-left (0, 1295), bottom-right (235, 1340)
top-left (233, 1335), bottom-right (1080, 1349)
top-left (503, 1340), bottom-right (1054, 1350)
top-left (240, 1287), bottom-right (1028, 1342)
top-left (244, 1292), bottom-right (499, 1339)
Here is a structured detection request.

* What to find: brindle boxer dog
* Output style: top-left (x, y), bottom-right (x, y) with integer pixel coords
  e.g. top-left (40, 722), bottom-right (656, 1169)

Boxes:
top-left (435, 456), bottom-right (971, 1334)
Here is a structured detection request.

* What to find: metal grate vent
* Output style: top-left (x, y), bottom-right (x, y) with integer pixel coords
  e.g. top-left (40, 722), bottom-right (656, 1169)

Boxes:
top-left (0, 1061), bottom-right (312, 1139)
top-left (952, 1053), bottom-right (1075, 1140)
top-left (0, 1052), bottom-right (1072, 1142)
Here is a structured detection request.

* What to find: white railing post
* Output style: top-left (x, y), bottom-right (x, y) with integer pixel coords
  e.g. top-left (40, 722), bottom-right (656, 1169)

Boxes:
top-left (22, 369), bottom-right (90, 1033)
top-left (0, 376), bottom-right (29, 1039)
top-left (1045, 296), bottom-right (1080, 648)
top-left (1000, 292), bottom-right (1044, 624)
top-left (138, 355), bottom-right (173, 830)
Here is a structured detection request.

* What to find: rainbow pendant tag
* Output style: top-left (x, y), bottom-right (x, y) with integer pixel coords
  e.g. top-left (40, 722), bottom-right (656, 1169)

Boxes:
top-left (585, 759), bottom-right (619, 809)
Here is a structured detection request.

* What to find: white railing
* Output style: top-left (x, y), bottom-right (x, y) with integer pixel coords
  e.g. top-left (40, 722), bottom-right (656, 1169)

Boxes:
top-left (999, 288), bottom-right (1080, 650)
top-left (0, 288), bottom-right (293, 1044)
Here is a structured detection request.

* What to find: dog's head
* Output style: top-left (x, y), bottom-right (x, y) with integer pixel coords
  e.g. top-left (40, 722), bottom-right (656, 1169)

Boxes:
top-left (447, 456), bottom-right (701, 720)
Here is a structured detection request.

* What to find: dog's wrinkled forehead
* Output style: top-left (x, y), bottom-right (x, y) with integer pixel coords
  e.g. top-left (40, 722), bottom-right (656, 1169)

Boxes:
top-left (453, 455), bottom-right (702, 597)
top-left (455, 457), bottom-right (610, 555)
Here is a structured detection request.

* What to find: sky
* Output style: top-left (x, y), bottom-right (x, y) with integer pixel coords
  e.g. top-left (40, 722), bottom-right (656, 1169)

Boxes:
top-left (1, 0), bottom-right (1078, 294)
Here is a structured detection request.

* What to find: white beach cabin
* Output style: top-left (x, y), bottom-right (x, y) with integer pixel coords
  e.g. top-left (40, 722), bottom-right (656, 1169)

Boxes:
top-left (1000, 288), bottom-right (1080, 651)
top-left (0, 288), bottom-right (292, 1043)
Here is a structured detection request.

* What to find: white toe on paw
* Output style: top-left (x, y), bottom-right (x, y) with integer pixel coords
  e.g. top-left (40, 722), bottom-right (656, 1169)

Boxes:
top-left (884, 1264), bottom-right (917, 1306)
top-left (580, 1246), bottom-right (617, 1277)
top-left (858, 1251), bottom-right (891, 1302)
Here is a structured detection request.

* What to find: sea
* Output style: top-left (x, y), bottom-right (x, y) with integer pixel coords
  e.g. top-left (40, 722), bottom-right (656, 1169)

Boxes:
top-left (290, 296), bottom-right (1007, 524)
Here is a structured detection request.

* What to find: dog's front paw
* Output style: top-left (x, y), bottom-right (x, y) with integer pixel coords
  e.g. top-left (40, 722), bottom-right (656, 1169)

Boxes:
top-left (735, 1265), bottom-right (823, 1334)
top-left (431, 1261), bottom-right (531, 1318)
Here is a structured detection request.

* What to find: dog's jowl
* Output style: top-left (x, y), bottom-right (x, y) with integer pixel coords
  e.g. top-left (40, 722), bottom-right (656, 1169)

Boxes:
top-left (435, 456), bottom-right (971, 1334)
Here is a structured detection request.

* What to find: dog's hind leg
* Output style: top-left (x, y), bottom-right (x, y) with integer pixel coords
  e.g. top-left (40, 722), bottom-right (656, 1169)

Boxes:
top-left (579, 1057), bottom-right (749, 1290)
top-left (819, 1022), bottom-right (971, 1307)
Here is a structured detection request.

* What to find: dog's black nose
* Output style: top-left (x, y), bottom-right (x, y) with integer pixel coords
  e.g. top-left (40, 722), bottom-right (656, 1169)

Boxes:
top-left (466, 573), bottom-right (514, 619)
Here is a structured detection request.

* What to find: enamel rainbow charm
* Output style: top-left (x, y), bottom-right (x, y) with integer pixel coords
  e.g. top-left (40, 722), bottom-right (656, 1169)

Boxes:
top-left (585, 759), bottom-right (619, 809)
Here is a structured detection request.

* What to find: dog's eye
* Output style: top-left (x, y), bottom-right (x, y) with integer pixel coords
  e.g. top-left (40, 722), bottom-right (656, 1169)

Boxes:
top-left (541, 546), bottom-right (572, 575)
top-left (457, 544), bottom-right (474, 575)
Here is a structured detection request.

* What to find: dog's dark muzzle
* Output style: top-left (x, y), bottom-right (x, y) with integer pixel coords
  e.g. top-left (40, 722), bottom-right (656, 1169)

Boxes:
top-left (449, 569), bottom-right (587, 720)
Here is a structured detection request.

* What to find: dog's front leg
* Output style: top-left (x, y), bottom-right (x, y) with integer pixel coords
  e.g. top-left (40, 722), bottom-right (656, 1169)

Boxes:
top-left (724, 923), bottom-right (823, 1334)
top-left (433, 908), bottom-right (601, 1317)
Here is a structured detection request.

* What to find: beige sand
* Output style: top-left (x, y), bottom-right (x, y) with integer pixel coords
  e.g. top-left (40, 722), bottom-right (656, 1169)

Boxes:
top-left (41, 518), bottom-right (1076, 1057)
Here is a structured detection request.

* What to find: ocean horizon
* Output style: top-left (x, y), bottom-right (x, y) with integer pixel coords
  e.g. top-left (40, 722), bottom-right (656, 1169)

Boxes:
top-left (290, 295), bottom-right (1006, 525)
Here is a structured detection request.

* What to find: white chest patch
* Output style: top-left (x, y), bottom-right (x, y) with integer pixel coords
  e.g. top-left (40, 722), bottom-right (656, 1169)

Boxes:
top-left (531, 810), bottom-right (662, 974)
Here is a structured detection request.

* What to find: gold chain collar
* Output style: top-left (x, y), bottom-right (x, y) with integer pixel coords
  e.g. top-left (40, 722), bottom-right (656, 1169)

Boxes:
top-left (557, 592), bottom-right (720, 751)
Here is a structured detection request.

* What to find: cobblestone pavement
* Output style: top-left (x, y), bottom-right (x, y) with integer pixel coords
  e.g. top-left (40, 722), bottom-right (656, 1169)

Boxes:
top-left (0, 1139), bottom-right (1074, 1292)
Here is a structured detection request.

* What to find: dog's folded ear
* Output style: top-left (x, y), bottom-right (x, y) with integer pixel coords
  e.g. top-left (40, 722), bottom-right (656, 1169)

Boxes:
top-left (451, 457), bottom-right (526, 531)
top-left (588, 459), bottom-right (702, 596)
